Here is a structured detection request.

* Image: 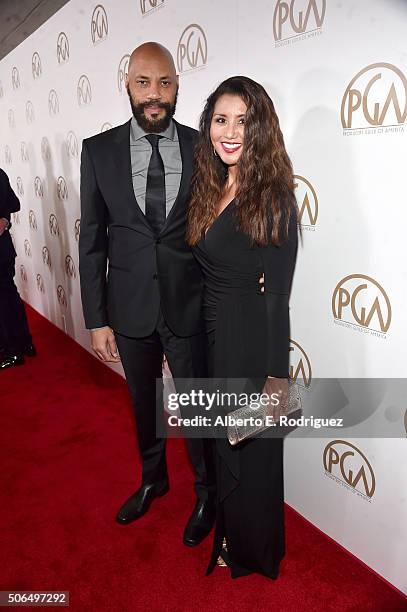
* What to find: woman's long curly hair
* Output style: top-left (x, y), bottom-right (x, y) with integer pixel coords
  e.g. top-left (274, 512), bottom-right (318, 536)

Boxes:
top-left (187, 76), bottom-right (297, 246)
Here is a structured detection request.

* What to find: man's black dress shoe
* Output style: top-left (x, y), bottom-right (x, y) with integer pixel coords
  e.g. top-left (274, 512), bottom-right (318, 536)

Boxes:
top-left (183, 498), bottom-right (216, 547)
top-left (116, 481), bottom-right (169, 525)
top-left (0, 355), bottom-right (25, 370)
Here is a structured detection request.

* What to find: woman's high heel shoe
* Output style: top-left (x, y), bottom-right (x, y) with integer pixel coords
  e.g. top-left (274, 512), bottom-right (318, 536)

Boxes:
top-left (217, 538), bottom-right (229, 567)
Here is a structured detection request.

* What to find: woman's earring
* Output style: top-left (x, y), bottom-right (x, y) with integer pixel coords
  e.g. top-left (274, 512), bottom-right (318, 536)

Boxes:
top-left (213, 148), bottom-right (218, 157)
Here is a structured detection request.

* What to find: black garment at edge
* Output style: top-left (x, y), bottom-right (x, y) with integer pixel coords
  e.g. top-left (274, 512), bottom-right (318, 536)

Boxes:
top-left (193, 199), bottom-right (298, 579)
top-left (0, 168), bottom-right (19, 261)
top-left (0, 168), bottom-right (32, 355)
top-left (79, 120), bottom-right (215, 499)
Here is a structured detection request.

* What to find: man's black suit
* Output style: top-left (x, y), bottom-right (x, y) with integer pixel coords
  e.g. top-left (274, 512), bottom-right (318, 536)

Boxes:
top-left (79, 120), bottom-right (214, 499)
top-left (0, 168), bottom-right (32, 355)
top-left (0, 169), bottom-right (20, 260)
top-left (79, 120), bottom-right (203, 337)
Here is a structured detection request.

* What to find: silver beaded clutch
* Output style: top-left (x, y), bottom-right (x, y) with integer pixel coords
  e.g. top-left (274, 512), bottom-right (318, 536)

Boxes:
top-left (227, 381), bottom-right (302, 446)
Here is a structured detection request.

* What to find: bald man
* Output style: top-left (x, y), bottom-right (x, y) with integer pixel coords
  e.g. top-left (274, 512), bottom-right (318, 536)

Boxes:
top-left (79, 43), bottom-right (215, 546)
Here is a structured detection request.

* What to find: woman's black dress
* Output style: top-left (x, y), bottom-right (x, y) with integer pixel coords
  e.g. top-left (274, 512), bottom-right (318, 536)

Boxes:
top-left (192, 199), bottom-right (298, 579)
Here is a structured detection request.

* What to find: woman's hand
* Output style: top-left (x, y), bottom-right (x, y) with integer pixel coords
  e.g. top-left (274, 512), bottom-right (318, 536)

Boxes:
top-left (262, 376), bottom-right (289, 422)
top-left (259, 273), bottom-right (264, 292)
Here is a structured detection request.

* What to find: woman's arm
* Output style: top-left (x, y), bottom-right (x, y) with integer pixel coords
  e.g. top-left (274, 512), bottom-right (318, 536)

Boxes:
top-left (259, 210), bottom-right (298, 378)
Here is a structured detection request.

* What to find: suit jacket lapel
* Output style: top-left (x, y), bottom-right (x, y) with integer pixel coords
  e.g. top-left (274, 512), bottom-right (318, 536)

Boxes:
top-left (112, 119), bottom-right (194, 237)
top-left (112, 120), bottom-right (154, 237)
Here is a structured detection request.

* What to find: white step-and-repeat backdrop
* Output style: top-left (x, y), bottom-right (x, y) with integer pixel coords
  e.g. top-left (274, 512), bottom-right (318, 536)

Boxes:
top-left (1, 0), bottom-right (406, 595)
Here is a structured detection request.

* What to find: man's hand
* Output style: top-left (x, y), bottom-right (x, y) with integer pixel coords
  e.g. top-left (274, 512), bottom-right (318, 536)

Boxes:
top-left (262, 376), bottom-right (289, 421)
top-left (90, 327), bottom-right (121, 362)
top-left (0, 218), bottom-right (9, 236)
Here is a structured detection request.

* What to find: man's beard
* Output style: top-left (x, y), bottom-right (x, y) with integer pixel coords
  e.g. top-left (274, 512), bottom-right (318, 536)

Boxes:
top-left (128, 87), bottom-right (178, 133)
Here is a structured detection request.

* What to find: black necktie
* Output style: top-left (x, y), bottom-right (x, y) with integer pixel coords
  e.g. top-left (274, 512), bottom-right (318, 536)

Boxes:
top-left (145, 134), bottom-right (166, 235)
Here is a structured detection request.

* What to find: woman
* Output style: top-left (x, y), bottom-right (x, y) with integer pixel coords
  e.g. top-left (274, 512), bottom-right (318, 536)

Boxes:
top-left (187, 76), bottom-right (298, 579)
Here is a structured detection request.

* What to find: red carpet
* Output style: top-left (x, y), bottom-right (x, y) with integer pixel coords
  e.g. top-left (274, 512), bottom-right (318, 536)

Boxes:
top-left (1, 305), bottom-right (406, 611)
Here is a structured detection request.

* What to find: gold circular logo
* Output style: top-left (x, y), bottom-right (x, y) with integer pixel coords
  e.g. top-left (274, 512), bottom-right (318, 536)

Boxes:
top-left (289, 339), bottom-right (312, 387)
top-left (332, 274), bottom-right (391, 333)
top-left (65, 255), bottom-right (77, 278)
top-left (24, 239), bottom-right (32, 257)
top-left (117, 55), bottom-right (130, 93)
top-left (66, 131), bottom-right (79, 158)
top-left (77, 75), bottom-right (92, 107)
top-left (91, 5), bottom-right (108, 44)
top-left (294, 175), bottom-right (318, 227)
top-left (28, 210), bottom-right (37, 230)
top-left (32, 52), bottom-right (42, 79)
top-left (57, 176), bottom-right (68, 200)
top-left (42, 246), bottom-right (51, 268)
top-left (341, 63), bottom-right (407, 129)
top-left (273, 0), bottom-right (326, 42)
top-left (11, 67), bottom-right (20, 90)
top-left (57, 285), bottom-right (68, 308)
top-left (57, 32), bottom-right (69, 64)
top-left (34, 176), bottom-right (43, 198)
top-left (49, 89), bottom-right (60, 116)
top-left (323, 440), bottom-right (375, 498)
top-left (177, 24), bottom-right (207, 73)
top-left (49, 214), bottom-right (60, 237)
top-left (140, 0), bottom-right (164, 15)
